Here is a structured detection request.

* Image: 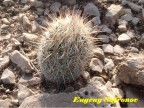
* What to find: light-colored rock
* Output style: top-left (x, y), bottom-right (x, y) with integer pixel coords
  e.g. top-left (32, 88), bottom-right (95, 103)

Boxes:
top-left (105, 4), bottom-right (124, 24)
top-left (1, 18), bottom-right (10, 25)
top-left (29, 0), bottom-right (44, 8)
top-left (139, 0), bottom-right (144, 4)
top-left (104, 58), bottom-right (115, 71)
top-left (121, 14), bottom-right (133, 22)
top-left (31, 20), bottom-right (39, 33)
top-left (132, 17), bottom-right (140, 25)
top-left (89, 58), bottom-right (104, 73)
top-left (127, 30), bottom-right (135, 38)
top-left (22, 33), bottom-right (38, 41)
top-left (126, 86), bottom-right (144, 107)
top-left (130, 47), bottom-right (139, 53)
top-left (84, 3), bottom-right (100, 17)
top-left (128, 2), bottom-right (142, 12)
top-left (114, 45), bottom-right (124, 54)
top-left (97, 35), bottom-right (110, 43)
top-left (0, 56), bottom-right (9, 71)
top-left (105, 81), bottom-right (112, 88)
top-left (92, 17), bottom-right (101, 25)
top-left (1, 24), bottom-right (9, 29)
top-left (112, 74), bottom-right (122, 86)
top-left (118, 33), bottom-right (131, 43)
top-left (81, 71), bottom-right (90, 82)
top-left (0, 99), bottom-right (11, 108)
top-left (118, 54), bottom-right (144, 86)
top-left (11, 38), bottom-right (21, 47)
top-left (19, 93), bottom-right (94, 108)
top-left (92, 47), bottom-right (105, 61)
top-left (18, 84), bottom-right (34, 104)
top-left (1, 69), bottom-right (15, 84)
top-left (102, 44), bottom-right (114, 54)
top-left (50, 2), bottom-right (61, 13)
top-left (118, 19), bottom-right (127, 32)
top-left (10, 50), bottom-right (33, 71)
top-left (3, 0), bottom-right (12, 6)
top-left (23, 15), bottom-right (31, 28)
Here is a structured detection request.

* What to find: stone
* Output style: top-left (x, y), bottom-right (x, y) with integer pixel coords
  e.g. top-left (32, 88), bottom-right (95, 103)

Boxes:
top-left (92, 17), bottom-right (101, 25)
top-left (121, 0), bottom-right (128, 5)
top-left (118, 19), bottom-right (127, 32)
top-left (92, 47), bottom-right (105, 61)
top-left (0, 56), bottom-right (10, 71)
top-left (127, 30), bottom-right (135, 39)
top-left (1, 18), bottom-right (10, 25)
top-left (30, 0), bottom-right (44, 8)
top-left (105, 4), bottom-right (124, 24)
top-left (118, 54), bottom-right (144, 86)
top-left (128, 2), bottom-right (142, 12)
top-left (3, 0), bottom-right (12, 6)
top-left (121, 14), bottom-right (133, 22)
top-left (0, 99), bottom-right (11, 108)
top-left (97, 35), bottom-right (110, 43)
top-left (1, 69), bottom-right (15, 84)
top-left (132, 17), bottom-right (139, 25)
top-left (114, 45), bottom-right (124, 54)
top-left (112, 88), bottom-right (124, 98)
top-left (89, 58), bottom-right (104, 73)
top-left (81, 71), bottom-right (90, 82)
top-left (139, 0), bottom-right (144, 4)
top-left (59, 0), bottom-right (76, 5)
top-left (19, 93), bottom-right (93, 108)
top-left (104, 58), bottom-right (115, 71)
top-left (101, 25), bottom-right (112, 34)
top-left (11, 38), bottom-right (21, 47)
top-left (130, 47), bottom-right (139, 53)
top-left (118, 33), bottom-right (131, 43)
top-left (22, 33), bottom-right (38, 41)
top-left (10, 50), bottom-right (33, 71)
top-left (18, 84), bottom-right (34, 104)
top-left (123, 8), bottom-right (132, 15)
top-left (1, 24), bottom-right (9, 29)
top-left (23, 15), bottom-right (31, 28)
top-left (31, 20), bottom-right (39, 33)
top-left (36, 8), bottom-right (44, 15)
top-left (105, 81), bottom-right (112, 89)
top-left (111, 74), bottom-right (122, 86)
top-left (125, 86), bottom-right (144, 107)
top-left (50, 2), bottom-right (61, 13)
top-left (44, 8), bottom-right (50, 16)
top-left (102, 44), bottom-right (114, 54)
top-left (110, 34), bottom-right (117, 42)
top-left (84, 3), bottom-right (100, 17)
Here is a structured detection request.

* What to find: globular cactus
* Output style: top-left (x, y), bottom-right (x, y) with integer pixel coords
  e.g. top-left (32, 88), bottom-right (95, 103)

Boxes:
top-left (37, 11), bottom-right (96, 84)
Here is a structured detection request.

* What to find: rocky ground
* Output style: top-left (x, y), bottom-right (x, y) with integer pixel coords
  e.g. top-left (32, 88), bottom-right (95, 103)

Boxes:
top-left (0, 0), bottom-right (144, 108)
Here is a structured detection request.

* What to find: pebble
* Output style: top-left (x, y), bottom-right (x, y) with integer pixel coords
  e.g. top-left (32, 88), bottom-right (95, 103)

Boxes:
top-left (1, 69), bottom-right (15, 84)
top-left (1, 24), bottom-right (9, 29)
top-left (0, 56), bottom-right (10, 71)
top-left (114, 45), bottom-right (124, 54)
top-left (11, 38), bottom-right (21, 47)
top-left (22, 33), bottom-right (38, 41)
top-left (92, 17), bottom-right (101, 25)
top-left (31, 20), bottom-right (39, 33)
top-left (130, 47), bottom-right (139, 53)
top-left (123, 8), bottom-right (132, 15)
top-left (44, 8), bottom-right (50, 16)
top-left (118, 19), bottom-right (127, 32)
top-left (84, 3), bottom-right (100, 17)
top-left (81, 71), bottom-right (90, 82)
top-left (104, 58), bottom-right (115, 71)
top-left (30, 0), bottom-right (44, 8)
top-left (3, 0), bottom-right (12, 6)
top-left (101, 25), bottom-right (112, 34)
top-left (121, 14), bottom-right (133, 22)
top-left (22, 15), bottom-right (31, 28)
top-left (132, 17), bottom-right (140, 25)
top-left (127, 30), bottom-right (135, 39)
top-left (102, 44), bottom-right (114, 54)
top-left (10, 50), bottom-right (33, 72)
top-left (89, 58), bottom-right (104, 73)
top-left (118, 33), bottom-right (131, 43)
top-left (92, 47), bottom-right (105, 61)
top-left (50, 2), bottom-right (61, 13)
top-left (105, 4), bottom-right (124, 24)
top-left (1, 18), bottom-right (10, 25)
top-left (112, 74), bottom-right (122, 86)
top-left (128, 2), bottom-right (142, 12)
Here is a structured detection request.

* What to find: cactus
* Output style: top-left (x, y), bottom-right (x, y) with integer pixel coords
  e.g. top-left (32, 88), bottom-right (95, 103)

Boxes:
top-left (37, 11), bottom-right (96, 84)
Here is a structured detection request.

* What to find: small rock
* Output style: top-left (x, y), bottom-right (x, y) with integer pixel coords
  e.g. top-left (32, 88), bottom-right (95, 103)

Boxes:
top-left (121, 0), bottom-right (128, 5)
top-left (31, 20), bottom-right (39, 33)
top-left (123, 8), bottom-right (132, 15)
top-left (118, 33), bottom-right (131, 43)
top-left (92, 17), bottom-right (101, 25)
top-left (27, 77), bottom-right (41, 86)
top-left (84, 3), bottom-right (100, 17)
top-left (1, 69), bottom-right (15, 84)
top-left (127, 30), bottom-right (135, 39)
top-left (10, 50), bottom-right (33, 72)
top-left (59, 0), bottom-right (76, 5)
top-left (11, 38), bottom-right (21, 47)
top-left (139, 0), bottom-right (144, 4)
top-left (36, 8), bottom-right (44, 15)
top-left (102, 44), bottom-right (114, 54)
top-left (1, 18), bottom-right (10, 25)
top-left (114, 45), bottom-right (124, 54)
top-left (50, 2), bottom-right (61, 13)
top-left (121, 14), bottom-right (133, 22)
top-left (97, 35), bottom-right (110, 43)
top-left (30, 0), bottom-right (44, 8)
top-left (81, 71), bottom-right (90, 82)
top-left (128, 2), bottom-right (142, 12)
top-left (104, 58), bottom-right (115, 71)
top-left (0, 56), bottom-right (10, 71)
top-left (105, 4), bottom-right (124, 24)
top-left (44, 8), bottom-right (50, 16)
top-left (132, 17), bottom-right (140, 25)
top-left (1, 24), bottom-right (9, 29)
top-left (92, 47), bottom-right (105, 61)
top-left (3, 0), bottom-right (12, 6)
top-left (18, 84), bottom-right (34, 104)
top-left (118, 19), bottom-right (127, 32)
top-left (110, 33), bottom-right (117, 42)
top-left (112, 74), bottom-right (122, 86)
top-left (89, 58), bottom-right (104, 73)
top-left (105, 81), bottom-right (112, 88)
top-left (23, 15), bottom-right (31, 28)
top-left (130, 47), bottom-right (139, 53)
top-left (101, 25), bottom-right (112, 34)
top-left (22, 33), bottom-right (38, 41)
